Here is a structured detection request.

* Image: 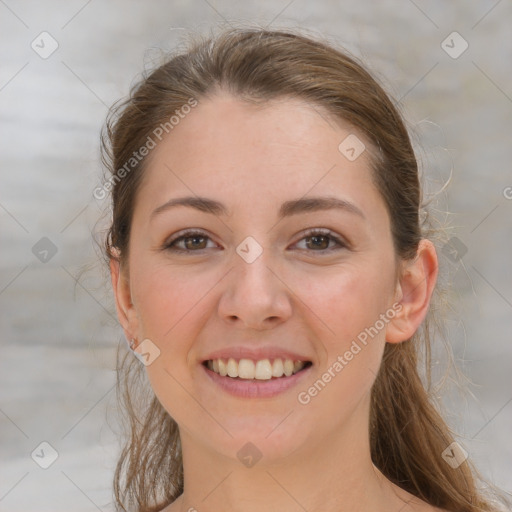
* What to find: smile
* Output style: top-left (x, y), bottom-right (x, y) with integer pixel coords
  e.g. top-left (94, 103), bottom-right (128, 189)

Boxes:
top-left (201, 358), bottom-right (313, 398)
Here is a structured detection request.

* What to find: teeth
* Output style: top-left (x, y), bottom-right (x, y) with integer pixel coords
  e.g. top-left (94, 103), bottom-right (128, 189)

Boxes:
top-left (238, 358), bottom-right (255, 379)
top-left (293, 360), bottom-right (303, 373)
top-left (283, 359), bottom-right (294, 377)
top-left (206, 357), bottom-right (308, 380)
top-left (272, 358), bottom-right (283, 377)
top-left (255, 359), bottom-right (273, 380)
top-left (218, 358), bottom-right (228, 376)
top-left (227, 358), bottom-right (238, 378)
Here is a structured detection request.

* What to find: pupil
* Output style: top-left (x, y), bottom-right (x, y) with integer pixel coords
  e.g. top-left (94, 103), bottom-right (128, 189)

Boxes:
top-left (187, 236), bottom-right (205, 249)
top-left (309, 235), bottom-right (328, 249)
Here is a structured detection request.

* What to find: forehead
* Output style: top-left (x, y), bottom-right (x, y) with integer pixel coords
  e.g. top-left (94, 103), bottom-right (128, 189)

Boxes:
top-left (136, 93), bottom-right (385, 223)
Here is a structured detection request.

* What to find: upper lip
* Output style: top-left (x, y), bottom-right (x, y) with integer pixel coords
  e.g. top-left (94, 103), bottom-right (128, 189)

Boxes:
top-left (202, 346), bottom-right (312, 363)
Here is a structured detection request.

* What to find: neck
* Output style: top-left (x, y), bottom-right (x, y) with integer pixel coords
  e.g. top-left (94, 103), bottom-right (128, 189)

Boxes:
top-left (173, 395), bottom-right (414, 512)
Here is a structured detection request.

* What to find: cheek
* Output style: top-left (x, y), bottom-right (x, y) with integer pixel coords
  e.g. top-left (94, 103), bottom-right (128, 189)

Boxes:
top-left (129, 259), bottom-right (226, 394)
top-left (294, 275), bottom-right (388, 423)
top-left (131, 260), bottom-right (212, 340)
top-left (130, 263), bottom-right (212, 415)
top-left (298, 261), bottom-right (393, 399)
top-left (303, 261), bottom-right (392, 340)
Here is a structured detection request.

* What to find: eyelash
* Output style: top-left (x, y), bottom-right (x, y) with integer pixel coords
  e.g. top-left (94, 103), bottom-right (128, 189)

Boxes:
top-left (163, 228), bottom-right (347, 254)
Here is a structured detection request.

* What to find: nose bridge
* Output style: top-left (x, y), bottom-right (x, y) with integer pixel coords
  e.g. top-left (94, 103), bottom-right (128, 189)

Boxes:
top-left (236, 244), bottom-right (274, 292)
top-left (218, 239), bottom-right (292, 328)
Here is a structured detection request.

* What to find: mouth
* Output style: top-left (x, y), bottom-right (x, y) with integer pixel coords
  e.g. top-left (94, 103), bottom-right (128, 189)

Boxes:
top-left (201, 357), bottom-right (313, 398)
top-left (202, 357), bottom-right (313, 380)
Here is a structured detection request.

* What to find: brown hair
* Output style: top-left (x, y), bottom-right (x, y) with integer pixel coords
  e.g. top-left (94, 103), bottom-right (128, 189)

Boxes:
top-left (100, 27), bottom-right (503, 512)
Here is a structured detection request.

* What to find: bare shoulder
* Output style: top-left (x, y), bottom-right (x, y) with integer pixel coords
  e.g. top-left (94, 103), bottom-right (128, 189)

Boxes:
top-left (415, 502), bottom-right (448, 512)
top-left (157, 495), bottom-right (183, 512)
top-left (391, 484), bottom-right (448, 512)
top-left (405, 497), bottom-right (449, 512)
top-left (159, 490), bottom-right (448, 512)
top-left (400, 498), bottom-right (447, 512)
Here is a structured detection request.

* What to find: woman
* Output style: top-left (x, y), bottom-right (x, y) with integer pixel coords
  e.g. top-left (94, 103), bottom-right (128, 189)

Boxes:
top-left (101, 27), bottom-right (504, 512)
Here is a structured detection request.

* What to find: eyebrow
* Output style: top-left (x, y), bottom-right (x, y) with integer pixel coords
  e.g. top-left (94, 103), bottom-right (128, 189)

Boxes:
top-left (151, 195), bottom-right (366, 221)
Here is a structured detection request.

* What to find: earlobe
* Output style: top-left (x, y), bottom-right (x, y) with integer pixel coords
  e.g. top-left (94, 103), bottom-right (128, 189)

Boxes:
top-left (110, 257), bottom-right (139, 342)
top-left (385, 239), bottom-right (438, 344)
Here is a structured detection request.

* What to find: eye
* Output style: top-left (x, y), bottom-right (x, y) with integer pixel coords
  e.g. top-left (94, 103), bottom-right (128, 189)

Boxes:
top-left (164, 229), bottom-right (218, 253)
top-left (293, 228), bottom-right (347, 253)
top-left (163, 227), bottom-right (347, 254)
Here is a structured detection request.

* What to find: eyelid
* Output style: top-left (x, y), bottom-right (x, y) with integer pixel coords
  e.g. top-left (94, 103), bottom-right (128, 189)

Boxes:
top-left (163, 228), bottom-right (217, 252)
top-left (294, 227), bottom-right (348, 251)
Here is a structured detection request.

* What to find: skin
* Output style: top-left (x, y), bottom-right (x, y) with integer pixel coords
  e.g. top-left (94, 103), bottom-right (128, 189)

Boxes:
top-left (111, 92), bottom-right (440, 512)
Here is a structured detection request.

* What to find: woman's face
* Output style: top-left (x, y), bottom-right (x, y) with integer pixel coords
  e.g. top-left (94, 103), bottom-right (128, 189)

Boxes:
top-left (115, 93), bottom-right (405, 463)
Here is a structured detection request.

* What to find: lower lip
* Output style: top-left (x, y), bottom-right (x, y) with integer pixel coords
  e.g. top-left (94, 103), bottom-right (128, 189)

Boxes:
top-left (201, 363), bottom-right (312, 398)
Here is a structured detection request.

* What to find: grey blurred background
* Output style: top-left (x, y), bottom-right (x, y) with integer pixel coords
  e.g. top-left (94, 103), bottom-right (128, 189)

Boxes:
top-left (1, 1), bottom-right (511, 510)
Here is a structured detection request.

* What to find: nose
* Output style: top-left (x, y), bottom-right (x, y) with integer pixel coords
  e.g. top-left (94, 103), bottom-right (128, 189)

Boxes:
top-left (217, 250), bottom-right (293, 330)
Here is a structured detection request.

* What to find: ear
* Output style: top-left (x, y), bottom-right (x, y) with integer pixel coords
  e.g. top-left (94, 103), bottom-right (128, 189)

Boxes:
top-left (385, 239), bottom-right (438, 344)
top-left (110, 255), bottom-right (140, 343)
